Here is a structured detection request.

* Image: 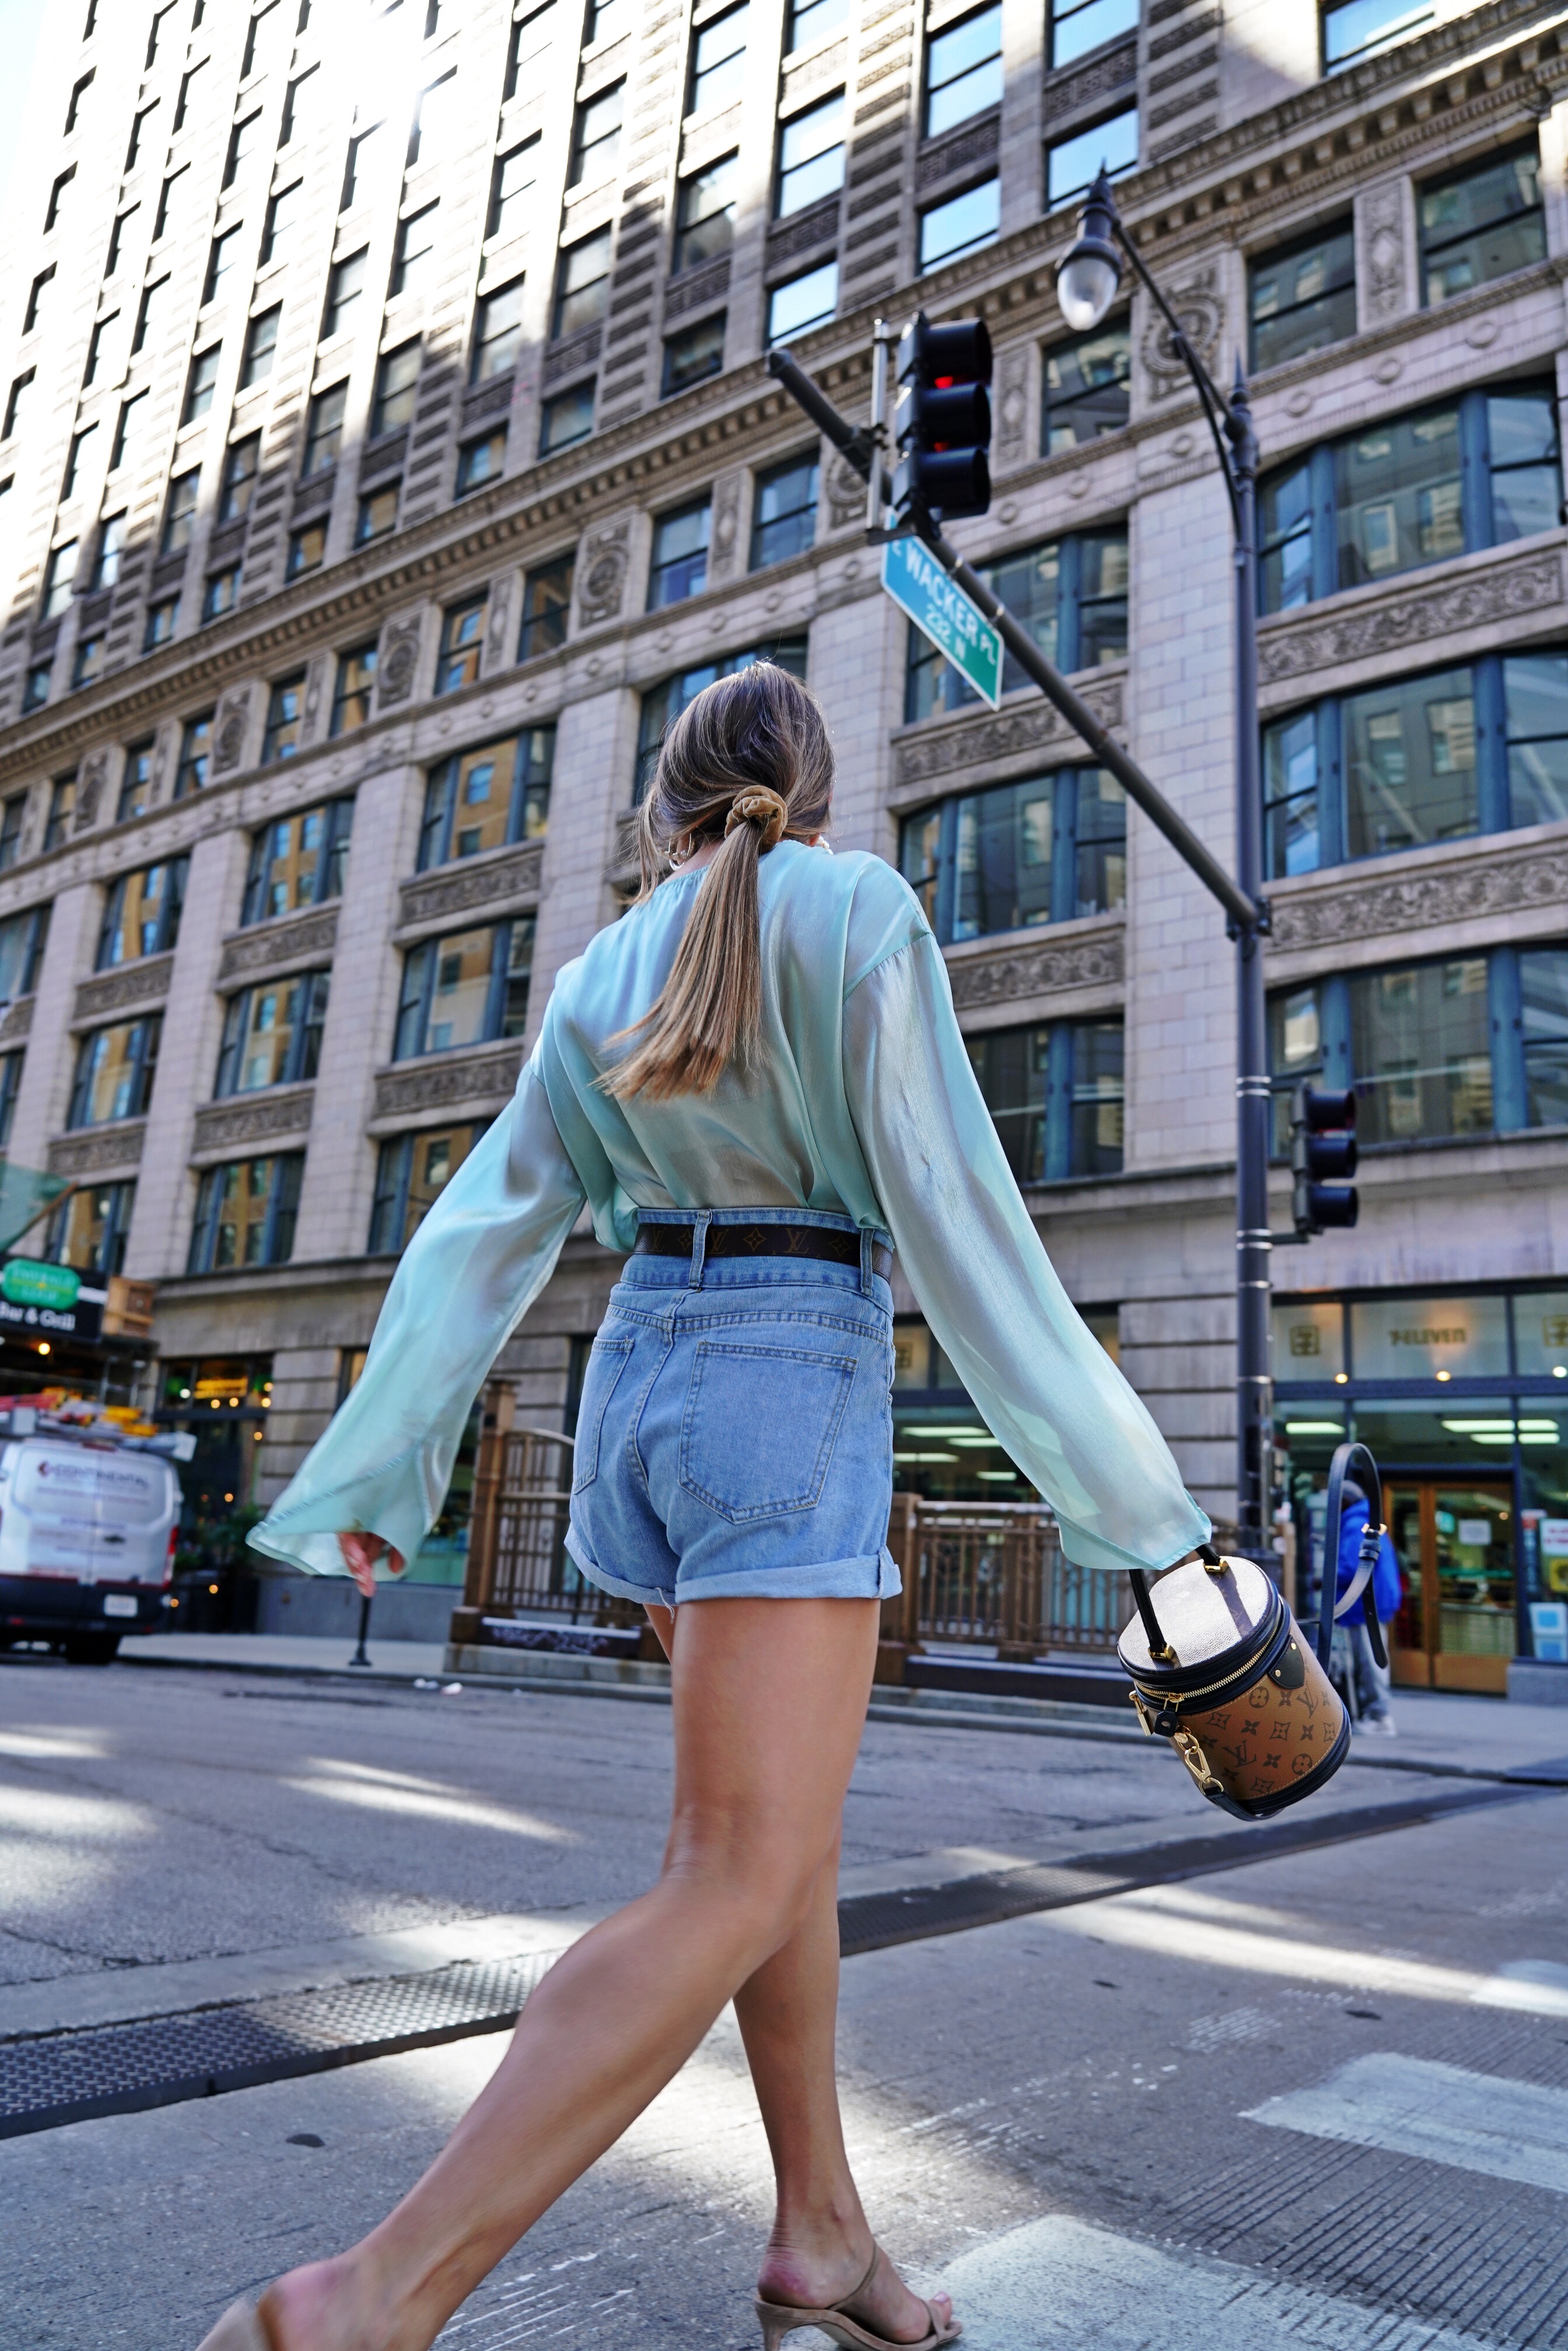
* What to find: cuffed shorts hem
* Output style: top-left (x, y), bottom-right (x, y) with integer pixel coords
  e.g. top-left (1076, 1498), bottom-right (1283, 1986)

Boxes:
top-left (564, 1528), bottom-right (901, 1609)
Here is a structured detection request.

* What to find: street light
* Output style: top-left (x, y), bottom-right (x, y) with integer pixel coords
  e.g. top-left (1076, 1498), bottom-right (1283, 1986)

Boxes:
top-left (1058, 169), bottom-right (1275, 1560)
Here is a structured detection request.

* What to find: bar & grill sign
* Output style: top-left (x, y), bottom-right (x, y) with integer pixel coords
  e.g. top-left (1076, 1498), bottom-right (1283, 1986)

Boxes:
top-left (0, 1258), bottom-right (103, 1341)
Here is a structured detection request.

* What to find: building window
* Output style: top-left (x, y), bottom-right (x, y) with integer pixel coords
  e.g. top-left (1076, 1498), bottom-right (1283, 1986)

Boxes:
top-left (1249, 222), bottom-right (1356, 371)
top-left (1419, 142), bottom-right (1545, 308)
top-left (569, 80), bottom-right (623, 188)
top-left (520, 555), bottom-right (574, 657)
top-left (437, 596), bottom-right (486, 694)
top-left (777, 92), bottom-right (844, 218)
top-left (969, 1019), bottom-right (1125, 1182)
top-left (925, 3), bottom-right (1001, 137)
top-left (240, 306), bottom-right (280, 388)
top-left (63, 421), bottom-right (97, 496)
top-left (585, 0), bottom-right (630, 38)
top-left (553, 226), bottom-right (611, 338)
top-left (156, 164), bottom-right (189, 243)
top-left (1262, 648), bottom-right (1568, 879)
top-left (767, 259), bottom-right (837, 343)
top-left (176, 710), bottom-right (214, 796)
top-left (21, 665), bottom-right (51, 714)
top-left (648, 497), bottom-right (711, 609)
top-left (97, 856), bottom-right (187, 966)
top-left (280, 62), bottom-right (320, 147)
top-left (372, 341), bottom-right (421, 436)
top-left (750, 451), bottom-right (818, 568)
top-left (325, 252), bottom-right (369, 343)
top-left (215, 970), bottom-right (331, 1094)
top-left (44, 775), bottom-right (76, 852)
top-left (330, 641), bottom-right (378, 734)
top-left (1050, 0), bottom-right (1137, 68)
top-left (1323, 0), bottom-right (1432, 70)
top-left (145, 595), bottom-right (180, 650)
top-left (391, 202), bottom-right (440, 297)
top-left (117, 739), bottom-right (154, 821)
top-left (417, 728), bottom-right (554, 868)
top-left (261, 180), bottom-right (302, 266)
top-left (787, 0), bottom-right (847, 47)
top-left (42, 542), bottom-right (78, 619)
top-left (393, 919), bottom-right (535, 1058)
top-left (690, 3), bottom-right (748, 115)
top-left (91, 513), bottom-right (127, 592)
top-left (303, 383), bottom-right (348, 475)
top-left (125, 100), bottom-right (157, 170)
top-left (0, 905), bottom-right (47, 995)
top-left (132, 279), bottom-right (167, 357)
top-left (341, 123), bottom-right (378, 209)
top-left (456, 430), bottom-right (507, 495)
top-left (224, 108), bottom-right (262, 187)
top-left (184, 346), bottom-right (222, 424)
top-left (900, 768), bottom-right (1125, 943)
top-left (73, 636), bottom-right (104, 688)
top-left (472, 279), bottom-right (524, 383)
top-left (1043, 324), bottom-right (1130, 453)
top-left (84, 315), bottom-right (115, 385)
top-left (489, 138), bottom-right (539, 243)
top-left (368, 1122), bottom-right (490, 1253)
top-left (504, 1), bottom-right (556, 100)
top-left (356, 481), bottom-right (400, 543)
top-left (675, 152), bottom-right (736, 272)
top-left (46, 167), bottom-right (75, 233)
top-left (188, 1153), bottom-right (304, 1272)
top-left (540, 381), bottom-right (595, 452)
top-left (24, 268), bottom-right (55, 335)
top-left (1261, 381), bottom-right (1560, 616)
top-left (919, 176), bottom-right (999, 269)
top-left (662, 313), bottom-right (725, 396)
top-left (5, 370), bottom-right (36, 440)
top-left (218, 436), bottom-right (260, 524)
top-left (48, 1180), bottom-right (136, 1277)
top-left (407, 70), bottom-right (457, 167)
top-left (0, 1052), bottom-right (22, 1151)
top-left (907, 531), bottom-right (1127, 721)
top-left (262, 673), bottom-right (306, 762)
top-left (1046, 104), bottom-right (1136, 211)
top-left (205, 226), bottom-right (244, 306)
top-left (163, 469), bottom-right (201, 554)
top-left (0, 794), bottom-right (27, 865)
top-left (241, 798), bottom-right (353, 924)
top-left (67, 1013), bottom-right (162, 1126)
top-left (636, 636), bottom-right (808, 798)
top-left (287, 519), bottom-right (328, 578)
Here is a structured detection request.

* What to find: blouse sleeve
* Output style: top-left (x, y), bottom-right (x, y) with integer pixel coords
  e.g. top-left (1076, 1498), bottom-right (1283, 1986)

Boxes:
top-left (842, 932), bottom-right (1211, 1577)
top-left (248, 1057), bottom-right (586, 1578)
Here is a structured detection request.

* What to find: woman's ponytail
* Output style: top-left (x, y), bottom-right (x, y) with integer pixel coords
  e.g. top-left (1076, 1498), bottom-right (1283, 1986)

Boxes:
top-left (602, 664), bottom-right (833, 1101)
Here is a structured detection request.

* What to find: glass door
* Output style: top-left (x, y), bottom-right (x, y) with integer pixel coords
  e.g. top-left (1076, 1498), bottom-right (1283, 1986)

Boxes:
top-left (1385, 1478), bottom-right (1516, 1693)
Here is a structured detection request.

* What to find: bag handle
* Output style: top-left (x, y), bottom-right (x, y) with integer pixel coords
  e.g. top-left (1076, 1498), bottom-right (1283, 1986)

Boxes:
top-left (1129, 1541), bottom-right (1224, 1665)
top-left (1319, 1440), bottom-right (1389, 1672)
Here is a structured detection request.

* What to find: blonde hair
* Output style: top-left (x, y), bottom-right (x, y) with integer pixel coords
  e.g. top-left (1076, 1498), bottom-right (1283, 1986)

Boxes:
top-left (603, 663), bottom-right (833, 1101)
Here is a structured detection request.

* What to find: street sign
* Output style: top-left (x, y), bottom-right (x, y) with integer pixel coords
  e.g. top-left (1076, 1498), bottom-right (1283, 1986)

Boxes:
top-left (881, 537), bottom-right (1003, 709)
top-left (2, 1259), bottom-right (80, 1310)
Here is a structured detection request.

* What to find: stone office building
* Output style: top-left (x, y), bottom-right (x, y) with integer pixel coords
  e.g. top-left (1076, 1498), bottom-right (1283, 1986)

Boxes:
top-left (0, 0), bottom-right (1565, 1673)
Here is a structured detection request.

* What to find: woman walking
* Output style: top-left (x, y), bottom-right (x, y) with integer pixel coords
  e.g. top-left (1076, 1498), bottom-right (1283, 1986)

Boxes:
top-left (209, 662), bottom-right (1209, 2351)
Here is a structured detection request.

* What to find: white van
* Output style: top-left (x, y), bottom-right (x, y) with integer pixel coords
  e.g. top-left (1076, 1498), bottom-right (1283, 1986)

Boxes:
top-left (0, 1422), bottom-right (189, 1662)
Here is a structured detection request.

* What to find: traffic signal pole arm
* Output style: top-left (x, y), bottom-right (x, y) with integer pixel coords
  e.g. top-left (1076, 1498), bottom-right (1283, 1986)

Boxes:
top-left (763, 343), bottom-right (1266, 939)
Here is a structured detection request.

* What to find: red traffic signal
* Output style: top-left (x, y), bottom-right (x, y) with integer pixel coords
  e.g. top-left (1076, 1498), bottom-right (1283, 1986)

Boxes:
top-left (892, 312), bottom-right (993, 523)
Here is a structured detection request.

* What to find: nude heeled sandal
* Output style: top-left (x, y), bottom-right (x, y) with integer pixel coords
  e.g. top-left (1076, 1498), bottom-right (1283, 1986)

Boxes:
top-left (194, 2300), bottom-right (272, 2350)
top-left (755, 2246), bottom-right (962, 2351)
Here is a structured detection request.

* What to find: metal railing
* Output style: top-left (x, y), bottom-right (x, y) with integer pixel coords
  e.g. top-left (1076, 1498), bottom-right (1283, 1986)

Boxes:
top-left (459, 1387), bottom-right (639, 1628)
top-left (881, 1494), bottom-right (1134, 1658)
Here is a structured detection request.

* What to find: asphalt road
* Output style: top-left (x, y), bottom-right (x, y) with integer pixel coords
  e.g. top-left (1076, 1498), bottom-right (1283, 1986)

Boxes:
top-left (2, 1654), bottom-right (1567, 2350)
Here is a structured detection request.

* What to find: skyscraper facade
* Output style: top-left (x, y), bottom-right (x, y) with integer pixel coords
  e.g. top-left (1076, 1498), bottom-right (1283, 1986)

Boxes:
top-left (0, 0), bottom-right (1563, 1679)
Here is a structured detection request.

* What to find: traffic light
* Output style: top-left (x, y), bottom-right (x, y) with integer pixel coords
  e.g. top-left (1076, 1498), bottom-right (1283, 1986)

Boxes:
top-left (1291, 1083), bottom-right (1358, 1237)
top-left (892, 311), bottom-right (992, 524)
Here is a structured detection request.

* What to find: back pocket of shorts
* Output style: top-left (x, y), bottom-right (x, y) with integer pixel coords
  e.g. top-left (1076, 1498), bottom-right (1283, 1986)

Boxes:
top-left (572, 1331), bottom-right (635, 1493)
top-left (678, 1341), bottom-right (857, 1524)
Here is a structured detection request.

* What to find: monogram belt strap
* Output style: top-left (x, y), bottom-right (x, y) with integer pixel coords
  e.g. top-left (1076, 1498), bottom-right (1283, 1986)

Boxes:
top-left (633, 1222), bottom-right (893, 1279)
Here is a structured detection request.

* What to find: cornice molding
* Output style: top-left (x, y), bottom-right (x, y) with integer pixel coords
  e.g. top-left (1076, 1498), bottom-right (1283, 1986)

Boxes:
top-left (891, 672), bottom-right (1126, 795)
top-left (370, 1041), bottom-right (526, 1125)
top-left (396, 842), bottom-right (546, 935)
top-left (190, 1086), bottom-right (317, 1161)
top-left (946, 920), bottom-right (1127, 1012)
top-left (216, 906), bottom-right (340, 984)
top-left (1267, 830), bottom-right (1568, 953)
top-left (47, 1121), bottom-right (146, 1177)
top-left (72, 953), bottom-right (176, 1028)
top-left (1257, 542), bottom-right (1565, 690)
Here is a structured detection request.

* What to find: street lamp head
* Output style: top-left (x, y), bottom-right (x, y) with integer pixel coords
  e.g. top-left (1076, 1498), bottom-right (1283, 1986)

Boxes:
top-left (1056, 167), bottom-right (1123, 333)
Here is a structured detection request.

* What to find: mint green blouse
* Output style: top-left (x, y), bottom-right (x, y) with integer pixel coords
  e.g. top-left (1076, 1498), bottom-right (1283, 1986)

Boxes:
top-left (250, 842), bottom-right (1210, 1582)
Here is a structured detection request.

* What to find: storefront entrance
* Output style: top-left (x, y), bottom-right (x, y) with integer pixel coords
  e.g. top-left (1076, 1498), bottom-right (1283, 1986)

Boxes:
top-left (1385, 1478), bottom-right (1516, 1694)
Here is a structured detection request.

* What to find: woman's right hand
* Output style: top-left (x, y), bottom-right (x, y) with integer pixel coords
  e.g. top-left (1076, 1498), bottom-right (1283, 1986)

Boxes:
top-left (339, 1531), bottom-right (406, 1596)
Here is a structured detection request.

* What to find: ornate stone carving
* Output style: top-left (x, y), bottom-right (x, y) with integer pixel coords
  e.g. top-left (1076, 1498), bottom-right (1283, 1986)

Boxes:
top-left (398, 843), bottom-right (545, 932)
top-left (1258, 550), bottom-right (1565, 686)
top-left (766, 195), bottom-right (841, 269)
top-left (212, 688), bottom-right (251, 777)
top-left (708, 470), bottom-right (743, 583)
top-left (542, 327), bottom-right (603, 388)
top-left (994, 343), bottom-right (1032, 469)
top-left (1140, 264), bottom-right (1223, 401)
top-left (191, 1087), bottom-right (315, 1158)
top-left (73, 954), bottom-right (174, 1027)
top-left (373, 1044), bottom-right (525, 1122)
top-left (948, 924), bottom-right (1126, 1012)
top-left (1269, 840), bottom-right (1568, 954)
top-left (48, 1121), bottom-right (146, 1177)
top-left (379, 615), bottom-right (423, 707)
top-left (577, 515), bottom-right (632, 626)
top-left (916, 112), bottom-right (999, 192)
top-left (1040, 42), bottom-right (1136, 135)
top-left (0, 997), bottom-right (34, 1045)
top-left (217, 907), bottom-right (339, 984)
top-left (664, 256), bottom-right (731, 322)
top-left (75, 749), bottom-right (110, 833)
top-left (825, 451), bottom-right (866, 529)
top-left (894, 676), bottom-right (1125, 789)
top-left (1357, 179), bottom-right (1408, 326)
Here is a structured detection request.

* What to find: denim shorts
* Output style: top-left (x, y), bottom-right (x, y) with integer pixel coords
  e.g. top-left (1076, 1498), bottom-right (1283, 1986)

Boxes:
top-left (565, 1209), bottom-right (899, 1609)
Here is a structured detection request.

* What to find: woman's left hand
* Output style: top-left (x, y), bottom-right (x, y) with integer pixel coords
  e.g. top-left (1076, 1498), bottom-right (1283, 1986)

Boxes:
top-left (339, 1531), bottom-right (405, 1596)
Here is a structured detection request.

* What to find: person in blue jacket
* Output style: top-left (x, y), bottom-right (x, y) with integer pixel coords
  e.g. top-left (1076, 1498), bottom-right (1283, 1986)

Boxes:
top-left (1335, 1478), bottom-right (1402, 1735)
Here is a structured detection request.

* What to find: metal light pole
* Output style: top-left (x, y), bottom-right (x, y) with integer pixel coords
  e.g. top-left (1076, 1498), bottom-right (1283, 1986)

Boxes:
top-left (1060, 169), bottom-right (1274, 1556)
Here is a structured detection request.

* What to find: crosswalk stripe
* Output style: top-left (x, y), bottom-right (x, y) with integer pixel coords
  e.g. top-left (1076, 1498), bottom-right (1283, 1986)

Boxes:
top-left (934, 2215), bottom-right (1499, 2351)
top-left (1245, 2052), bottom-right (1568, 2196)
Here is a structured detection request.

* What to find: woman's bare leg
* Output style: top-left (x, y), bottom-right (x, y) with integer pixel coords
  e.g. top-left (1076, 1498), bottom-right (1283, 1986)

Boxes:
top-left (254, 1597), bottom-right (881, 2351)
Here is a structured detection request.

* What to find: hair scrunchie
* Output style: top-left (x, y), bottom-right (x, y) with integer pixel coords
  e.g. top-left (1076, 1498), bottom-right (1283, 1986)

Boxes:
top-left (724, 784), bottom-right (788, 851)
